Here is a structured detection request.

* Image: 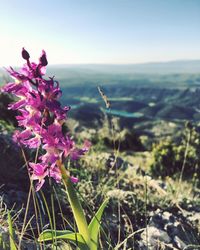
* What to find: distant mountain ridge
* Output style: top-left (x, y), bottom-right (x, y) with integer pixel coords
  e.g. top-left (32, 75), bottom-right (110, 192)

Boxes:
top-left (0, 60), bottom-right (199, 78)
top-left (48, 59), bottom-right (200, 74)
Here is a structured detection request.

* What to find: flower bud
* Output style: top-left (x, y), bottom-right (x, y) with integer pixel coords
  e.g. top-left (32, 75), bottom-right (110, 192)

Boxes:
top-left (22, 48), bottom-right (30, 60)
top-left (39, 50), bottom-right (48, 66)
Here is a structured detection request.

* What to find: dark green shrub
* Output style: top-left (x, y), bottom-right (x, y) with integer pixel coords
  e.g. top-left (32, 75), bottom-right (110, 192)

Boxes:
top-left (150, 125), bottom-right (200, 180)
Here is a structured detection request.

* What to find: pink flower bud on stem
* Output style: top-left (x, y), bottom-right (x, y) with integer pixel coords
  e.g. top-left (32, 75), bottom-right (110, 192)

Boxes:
top-left (22, 48), bottom-right (30, 60)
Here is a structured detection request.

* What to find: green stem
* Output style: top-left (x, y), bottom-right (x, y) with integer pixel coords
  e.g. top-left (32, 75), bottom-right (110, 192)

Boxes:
top-left (60, 164), bottom-right (91, 249)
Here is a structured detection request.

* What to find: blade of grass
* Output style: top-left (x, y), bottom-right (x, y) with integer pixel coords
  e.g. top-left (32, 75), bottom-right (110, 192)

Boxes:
top-left (38, 230), bottom-right (88, 249)
top-left (7, 211), bottom-right (17, 250)
top-left (88, 199), bottom-right (109, 250)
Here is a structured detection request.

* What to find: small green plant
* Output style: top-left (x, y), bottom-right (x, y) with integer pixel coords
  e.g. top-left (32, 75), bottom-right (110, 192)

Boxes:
top-left (39, 164), bottom-right (108, 250)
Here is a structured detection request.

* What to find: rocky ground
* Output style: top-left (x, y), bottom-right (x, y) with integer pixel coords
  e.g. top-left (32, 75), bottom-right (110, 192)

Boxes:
top-left (1, 129), bottom-right (200, 249)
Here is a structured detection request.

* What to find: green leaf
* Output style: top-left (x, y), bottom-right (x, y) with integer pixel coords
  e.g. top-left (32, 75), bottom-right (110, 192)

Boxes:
top-left (38, 230), bottom-right (89, 250)
top-left (88, 199), bottom-right (109, 250)
top-left (7, 211), bottom-right (17, 250)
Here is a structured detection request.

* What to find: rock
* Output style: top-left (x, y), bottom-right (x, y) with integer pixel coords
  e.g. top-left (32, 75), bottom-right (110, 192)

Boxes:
top-left (174, 236), bottom-right (187, 249)
top-left (140, 209), bottom-right (200, 249)
top-left (106, 154), bottom-right (125, 169)
top-left (0, 225), bottom-right (9, 245)
top-left (187, 212), bottom-right (200, 224)
top-left (0, 134), bottom-right (29, 190)
top-left (0, 187), bottom-right (29, 210)
top-left (142, 226), bottom-right (171, 244)
top-left (0, 93), bottom-right (17, 125)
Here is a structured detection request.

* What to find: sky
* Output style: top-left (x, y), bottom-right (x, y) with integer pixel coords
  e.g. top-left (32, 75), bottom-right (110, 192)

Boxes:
top-left (0, 0), bottom-right (199, 66)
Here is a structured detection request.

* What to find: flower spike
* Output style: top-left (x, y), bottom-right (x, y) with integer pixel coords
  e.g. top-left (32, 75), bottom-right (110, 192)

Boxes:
top-left (1, 49), bottom-right (90, 191)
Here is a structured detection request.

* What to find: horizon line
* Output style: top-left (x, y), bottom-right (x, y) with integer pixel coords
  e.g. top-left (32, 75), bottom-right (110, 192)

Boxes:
top-left (47, 58), bottom-right (200, 67)
top-left (1, 58), bottom-right (200, 69)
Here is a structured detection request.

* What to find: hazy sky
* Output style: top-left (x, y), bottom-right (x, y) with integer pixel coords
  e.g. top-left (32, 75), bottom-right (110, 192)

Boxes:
top-left (0, 0), bottom-right (199, 66)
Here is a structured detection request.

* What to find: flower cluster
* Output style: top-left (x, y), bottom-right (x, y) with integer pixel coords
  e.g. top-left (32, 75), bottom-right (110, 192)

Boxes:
top-left (1, 48), bottom-right (90, 191)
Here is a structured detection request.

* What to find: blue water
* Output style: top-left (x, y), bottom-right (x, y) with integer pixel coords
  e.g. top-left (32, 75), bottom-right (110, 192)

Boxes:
top-left (70, 103), bottom-right (83, 109)
top-left (103, 109), bottom-right (143, 118)
top-left (70, 103), bottom-right (143, 118)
